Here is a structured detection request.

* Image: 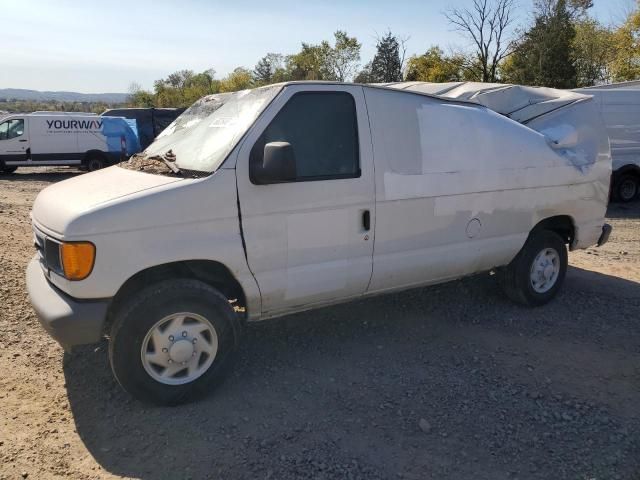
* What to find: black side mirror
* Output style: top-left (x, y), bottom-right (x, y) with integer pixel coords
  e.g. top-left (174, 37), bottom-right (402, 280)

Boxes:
top-left (252, 141), bottom-right (297, 184)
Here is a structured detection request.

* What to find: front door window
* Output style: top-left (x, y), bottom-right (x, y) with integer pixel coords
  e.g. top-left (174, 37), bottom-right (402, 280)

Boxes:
top-left (0, 119), bottom-right (24, 140)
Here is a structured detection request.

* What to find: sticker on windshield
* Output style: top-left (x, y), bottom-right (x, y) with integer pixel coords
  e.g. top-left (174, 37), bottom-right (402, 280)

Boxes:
top-left (209, 116), bottom-right (238, 128)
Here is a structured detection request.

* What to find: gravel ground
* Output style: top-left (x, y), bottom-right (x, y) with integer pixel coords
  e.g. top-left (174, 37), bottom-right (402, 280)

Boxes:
top-left (1, 167), bottom-right (639, 480)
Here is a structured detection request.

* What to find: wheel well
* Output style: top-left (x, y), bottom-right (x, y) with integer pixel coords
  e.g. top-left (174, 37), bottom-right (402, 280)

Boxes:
top-left (83, 150), bottom-right (107, 162)
top-left (613, 165), bottom-right (640, 184)
top-left (106, 260), bottom-right (247, 333)
top-left (615, 165), bottom-right (640, 176)
top-left (532, 215), bottom-right (575, 245)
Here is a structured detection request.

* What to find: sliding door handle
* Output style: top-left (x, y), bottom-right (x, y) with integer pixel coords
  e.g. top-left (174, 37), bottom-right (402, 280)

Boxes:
top-left (362, 210), bottom-right (370, 231)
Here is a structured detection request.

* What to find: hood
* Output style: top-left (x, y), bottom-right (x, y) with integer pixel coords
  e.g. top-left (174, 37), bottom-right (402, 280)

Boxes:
top-left (32, 166), bottom-right (183, 237)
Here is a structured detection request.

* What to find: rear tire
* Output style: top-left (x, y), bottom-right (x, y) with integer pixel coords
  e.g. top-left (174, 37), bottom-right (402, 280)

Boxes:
top-left (502, 230), bottom-right (568, 307)
top-left (615, 174), bottom-right (638, 203)
top-left (84, 154), bottom-right (106, 172)
top-left (109, 279), bottom-right (242, 405)
top-left (1, 166), bottom-right (17, 174)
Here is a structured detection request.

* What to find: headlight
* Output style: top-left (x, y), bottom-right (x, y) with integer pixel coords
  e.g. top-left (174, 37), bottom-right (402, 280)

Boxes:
top-left (60, 242), bottom-right (96, 281)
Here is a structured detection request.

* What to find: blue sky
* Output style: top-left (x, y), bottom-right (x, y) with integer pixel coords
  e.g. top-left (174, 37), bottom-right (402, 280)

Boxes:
top-left (0, 0), bottom-right (634, 93)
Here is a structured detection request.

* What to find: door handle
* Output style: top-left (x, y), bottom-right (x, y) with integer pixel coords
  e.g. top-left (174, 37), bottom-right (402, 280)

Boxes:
top-left (19, 139), bottom-right (27, 142)
top-left (362, 210), bottom-right (370, 231)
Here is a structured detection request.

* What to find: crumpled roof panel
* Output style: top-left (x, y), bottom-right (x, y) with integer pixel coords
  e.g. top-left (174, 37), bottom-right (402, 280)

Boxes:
top-left (379, 81), bottom-right (591, 124)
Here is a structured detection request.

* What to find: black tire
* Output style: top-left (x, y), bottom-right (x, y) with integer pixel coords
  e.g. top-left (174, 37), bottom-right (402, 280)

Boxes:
top-left (615, 174), bottom-right (638, 203)
top-left (109, 279), bottom-right (242, 405)
top-left (502, 230), bottom-right (568, 307)
top-left (84, 154), bottom-right (106, 172)
top-left (1, 166), bottom-right (17, 174)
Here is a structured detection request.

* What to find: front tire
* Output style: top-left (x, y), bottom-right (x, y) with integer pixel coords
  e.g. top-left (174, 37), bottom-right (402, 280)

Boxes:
top-left (502, 230), bottom-right (568, 306)
top-left (84, 154), bottom-right (106, 172)
top-left (109, 279), bottom-right (241, 405)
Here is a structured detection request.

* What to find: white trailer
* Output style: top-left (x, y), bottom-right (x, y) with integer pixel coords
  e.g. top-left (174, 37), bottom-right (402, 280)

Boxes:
top-left (0, 113), bottom-right (141, 173)
top-left (575, 81), bottom-right (640, 202)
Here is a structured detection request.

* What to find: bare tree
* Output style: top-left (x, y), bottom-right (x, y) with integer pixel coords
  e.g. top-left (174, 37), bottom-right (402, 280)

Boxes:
top-left (445, 0), bottom-right (517, 82)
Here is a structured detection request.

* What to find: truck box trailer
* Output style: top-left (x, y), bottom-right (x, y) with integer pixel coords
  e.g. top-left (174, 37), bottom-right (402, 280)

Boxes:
top-left (0, 113), bottom-right (141, 173)
top-left (101, 107), bottom-right (185, 149)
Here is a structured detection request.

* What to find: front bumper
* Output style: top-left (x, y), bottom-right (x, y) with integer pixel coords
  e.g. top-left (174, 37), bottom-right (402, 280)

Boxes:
top-left (26, 256), bottom-right (109, 350)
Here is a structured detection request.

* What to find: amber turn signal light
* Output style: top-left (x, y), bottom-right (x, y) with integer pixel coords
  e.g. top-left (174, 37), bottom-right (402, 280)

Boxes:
top-left (60, 242), bottom-right (96, 281)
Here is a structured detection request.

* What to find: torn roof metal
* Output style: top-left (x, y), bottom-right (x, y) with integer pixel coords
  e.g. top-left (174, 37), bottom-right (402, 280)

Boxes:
top-left (378, 81), bottom-right (592, 125)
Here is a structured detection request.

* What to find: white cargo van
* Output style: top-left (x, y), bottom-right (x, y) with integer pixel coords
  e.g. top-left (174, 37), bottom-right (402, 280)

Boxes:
top-left (27, 82), bottom-right (612, 405)
top-left (0, 113), bottom-right (141, 174)
top-left (575, 81), bottom-right (640, 202)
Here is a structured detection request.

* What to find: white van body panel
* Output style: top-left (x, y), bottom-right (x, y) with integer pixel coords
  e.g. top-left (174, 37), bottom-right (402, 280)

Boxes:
top-left (235, 84), bottom-right (375, 316)
top-left (574, 85), bottom-right (640, 173)
top-left (31, 167), bottom-right (262, 318)
top-left (28, 115), bottom-right (81, 160)
top-left (363, 88), bottom-right (609, 293)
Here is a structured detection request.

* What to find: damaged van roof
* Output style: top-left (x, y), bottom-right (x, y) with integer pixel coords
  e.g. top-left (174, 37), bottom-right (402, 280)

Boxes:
top-left (376, 81), bottom-right (591, 125)
top-left (274, 81), bottom-right (592, 125)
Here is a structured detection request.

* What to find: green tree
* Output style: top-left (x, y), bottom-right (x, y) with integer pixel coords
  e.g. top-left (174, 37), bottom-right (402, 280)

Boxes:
top-left (610, 6), bottom-right (640, 81)
top-left (329, 31), bottom-right (361, 81)
top-left (127, 82), bottom-right (155, 107)
top-left (286, 42), bottom-right (333, 80)
top-left (573, 18), bottom-right (614, 86)
top-left (503, 0), bottom-right (579, 88)
top-left (405, 47), bottom-right (468, 82)
top-left (369, 31), bottom-right (405, 82)
top-left (253, 53), bottom-right (286, 85)
top-left (354, 62), bottom-right (375, 83)
top-left (286, 31), bottom-right (361, 82)
top-left (219, 67), bottom-right (253, 92)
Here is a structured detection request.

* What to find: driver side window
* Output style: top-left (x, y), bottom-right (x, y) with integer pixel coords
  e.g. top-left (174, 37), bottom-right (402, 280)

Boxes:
top-left (0, 119), bottom-right (24, 140)
top-left (250, 92), bottom-right (360, 183)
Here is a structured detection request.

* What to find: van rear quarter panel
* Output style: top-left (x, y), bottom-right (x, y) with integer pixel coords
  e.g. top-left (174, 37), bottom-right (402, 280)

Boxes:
top-left (363, 87), bottom-right (609, 292)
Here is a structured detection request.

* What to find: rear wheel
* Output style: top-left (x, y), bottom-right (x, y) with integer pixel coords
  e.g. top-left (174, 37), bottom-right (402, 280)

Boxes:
top-left (84, 154), bottom-right (106, 172)
top-left (615, 174), bottom-right (638, 203)
top-left (502, 230), bottom-right (568, 306)
top-left (109, 279), bottom-right (242, 405)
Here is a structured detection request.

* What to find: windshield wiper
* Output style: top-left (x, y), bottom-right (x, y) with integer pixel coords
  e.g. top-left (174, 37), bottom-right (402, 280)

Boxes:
top-left (126, 151), bottom-right (209, 178)
top-left (148, 149), bottom-right (182, 175)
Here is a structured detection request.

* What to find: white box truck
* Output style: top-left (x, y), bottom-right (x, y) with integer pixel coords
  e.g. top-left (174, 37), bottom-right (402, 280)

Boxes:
top-left (27, 82), bottom-right (611, 405)
top-left (0, 112), bottom-right (141, 174)
top-left (575, 81), bottom-right (640, 202)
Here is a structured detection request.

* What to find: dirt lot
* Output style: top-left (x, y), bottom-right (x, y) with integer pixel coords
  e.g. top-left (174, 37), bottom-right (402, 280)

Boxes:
top-left (1, 167), bottom-right (639, 480)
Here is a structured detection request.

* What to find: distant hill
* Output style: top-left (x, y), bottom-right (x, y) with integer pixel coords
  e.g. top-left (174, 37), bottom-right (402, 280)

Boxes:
top-left (0, 88), bottom-right (128, 104)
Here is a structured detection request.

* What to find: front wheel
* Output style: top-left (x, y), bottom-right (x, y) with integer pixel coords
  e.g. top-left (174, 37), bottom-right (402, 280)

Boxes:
top-left (502, 230), bottom-right (568, 307)
top-left (109, 279), bottom-right (242, 405)
top-left (84, 154), bottom-right (106, 172)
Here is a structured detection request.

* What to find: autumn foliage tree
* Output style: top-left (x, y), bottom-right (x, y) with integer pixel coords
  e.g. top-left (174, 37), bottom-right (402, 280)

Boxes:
top-left (609, 6), bottom-right (640, 81)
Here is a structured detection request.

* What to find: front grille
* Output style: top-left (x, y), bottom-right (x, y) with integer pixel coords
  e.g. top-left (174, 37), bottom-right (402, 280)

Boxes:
top-left (33, 226), bottom-right (63, 275)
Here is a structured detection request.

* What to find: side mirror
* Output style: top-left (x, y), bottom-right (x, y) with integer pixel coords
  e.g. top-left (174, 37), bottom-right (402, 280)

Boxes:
top-left (252, 141), bottom-right (297, 184)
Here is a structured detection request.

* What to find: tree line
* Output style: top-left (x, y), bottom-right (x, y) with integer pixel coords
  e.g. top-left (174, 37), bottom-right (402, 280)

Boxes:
top-left (129, 0), bottom-right (640, 108)
top-left (0, 99), bottom-right (119, 115)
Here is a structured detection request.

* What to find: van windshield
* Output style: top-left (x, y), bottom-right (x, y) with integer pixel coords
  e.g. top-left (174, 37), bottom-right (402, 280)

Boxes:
top-left (144, 85), bottom-right (282, 173)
